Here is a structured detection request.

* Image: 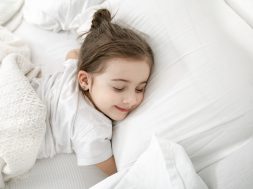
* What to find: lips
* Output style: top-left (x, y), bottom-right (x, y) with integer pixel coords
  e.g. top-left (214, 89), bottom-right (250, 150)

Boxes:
top-left (114, 105), bottom-right (130, 112)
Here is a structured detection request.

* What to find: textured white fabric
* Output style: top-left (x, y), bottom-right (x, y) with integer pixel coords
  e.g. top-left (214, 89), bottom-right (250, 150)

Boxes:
top-left (14, 21), bottom-right (79, 75)
top-left (0, 26), bottom-right (30, 62)
top-left (0, 0), bottom-right (24, 26)
top-left (225, 0), bottom-right (253, 29)
top-left (76, 0), bottom-right (253, 174)
top-left (0, 27), bottom-right (46, 188)
top-left (91, 136), bottom-right (208, 189)
top-left (37, 59), bottom-right (113, 166)
top-left (23, 0), bottom-right (105, 32)
top-left (6, 154), bottom-right (107, 189)
top-left (2, 5), bottom-right (24, 32)
top-left (199, 138), bottom-right (253, 189)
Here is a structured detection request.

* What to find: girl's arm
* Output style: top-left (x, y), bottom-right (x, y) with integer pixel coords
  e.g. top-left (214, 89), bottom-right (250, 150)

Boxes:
top-left (65, 49), bottom-right (80, 60)
top-left (66, 48), bottom-right (116, 175)
top-left (96, 156), bottom-right (117, 175)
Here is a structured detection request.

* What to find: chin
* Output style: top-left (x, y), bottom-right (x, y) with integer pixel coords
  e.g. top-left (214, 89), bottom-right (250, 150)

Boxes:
top-left (110, 114), bottom-right (127, 121)
top-left (113, 117), bottom-right (125, 121)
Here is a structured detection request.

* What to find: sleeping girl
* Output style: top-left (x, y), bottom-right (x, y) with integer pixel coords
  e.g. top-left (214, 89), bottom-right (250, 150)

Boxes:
top-left (36, 8), bottom-right (154, 175)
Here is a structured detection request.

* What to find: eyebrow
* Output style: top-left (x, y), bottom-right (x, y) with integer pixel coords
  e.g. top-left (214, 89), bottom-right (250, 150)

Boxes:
top-left (111, 79), bottom-right (147, 84)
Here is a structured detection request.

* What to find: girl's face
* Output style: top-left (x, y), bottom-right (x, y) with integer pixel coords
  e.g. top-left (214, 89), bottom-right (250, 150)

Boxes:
top-left (79, 57), bottom-right (151, 121)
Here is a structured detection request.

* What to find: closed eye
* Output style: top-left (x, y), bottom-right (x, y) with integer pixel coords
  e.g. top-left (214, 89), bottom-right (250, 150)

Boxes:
top-left (113, 87), bottom-right (125, 92)
top-left (136, 88), bottom-right (145, 93)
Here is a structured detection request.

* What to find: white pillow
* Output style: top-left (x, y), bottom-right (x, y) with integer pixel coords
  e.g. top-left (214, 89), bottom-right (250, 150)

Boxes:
top-left (0, 0), bottom-right (24, 25)
top-left (23, 0), bottom-right (105, 32)
top-left (225, 0), bottom-right (253, 29)
top-left (84, 0), bottom-right (253, 172)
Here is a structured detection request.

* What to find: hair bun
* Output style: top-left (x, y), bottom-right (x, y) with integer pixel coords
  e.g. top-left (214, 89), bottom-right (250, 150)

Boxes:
top-left (91, 9), bottom-right (112, 31)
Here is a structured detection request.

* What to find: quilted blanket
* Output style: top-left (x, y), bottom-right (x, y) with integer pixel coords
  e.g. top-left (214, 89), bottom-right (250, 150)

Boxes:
top-left (0, 27), bottom-right (46, 188)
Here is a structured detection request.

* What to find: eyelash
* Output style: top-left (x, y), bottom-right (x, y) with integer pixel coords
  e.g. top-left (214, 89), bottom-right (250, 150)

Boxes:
top-left (136, 88), bottom-right (145, 93)
top-left (113, 87), bottom-right (124, 92)
top-left (113, 87), bottom-right (145, 93)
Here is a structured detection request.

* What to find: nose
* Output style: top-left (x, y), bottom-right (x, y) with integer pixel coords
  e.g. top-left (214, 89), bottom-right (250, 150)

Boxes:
top-left (122, 93), bottom-right (139, 107)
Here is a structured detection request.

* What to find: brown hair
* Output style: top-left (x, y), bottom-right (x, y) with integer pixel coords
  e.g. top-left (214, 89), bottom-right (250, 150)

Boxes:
top-left (78, 8), bottom-right (154, 74)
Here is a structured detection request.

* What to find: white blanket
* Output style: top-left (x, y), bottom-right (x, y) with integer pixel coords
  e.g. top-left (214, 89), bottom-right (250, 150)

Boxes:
top-left (91, 136), bottom-right (208, 189)
top-left (0, 27), bottom-right (46, 188)
top-left (23, 0), bottom-right (105, 32)
top-left (0, 0), bottom-right (24, 31)
top-left (225, 0), bottom-right (253, 29)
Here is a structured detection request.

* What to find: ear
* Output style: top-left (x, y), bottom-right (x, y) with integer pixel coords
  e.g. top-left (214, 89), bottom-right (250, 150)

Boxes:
top-left (78, 70), bottom-right (92, 91)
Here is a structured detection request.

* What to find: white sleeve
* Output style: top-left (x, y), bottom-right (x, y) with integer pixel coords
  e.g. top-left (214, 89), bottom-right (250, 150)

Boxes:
top-left (72, 125), bottom-right (113, 166)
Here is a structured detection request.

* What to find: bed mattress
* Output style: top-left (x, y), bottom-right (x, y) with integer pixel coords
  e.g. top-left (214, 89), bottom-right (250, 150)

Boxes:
top-left (5, 154), bottom-right (107, 189)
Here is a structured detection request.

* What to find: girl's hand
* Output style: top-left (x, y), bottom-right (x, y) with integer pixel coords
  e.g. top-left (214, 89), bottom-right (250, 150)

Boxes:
top-left (96, 156), bottom-right (117, 175)
top-left (65, 49), bottom-right (80, 60)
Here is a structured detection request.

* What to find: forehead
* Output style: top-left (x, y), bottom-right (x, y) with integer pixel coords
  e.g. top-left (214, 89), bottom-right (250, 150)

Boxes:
top-left (100, 57), bottom-right (151, 81)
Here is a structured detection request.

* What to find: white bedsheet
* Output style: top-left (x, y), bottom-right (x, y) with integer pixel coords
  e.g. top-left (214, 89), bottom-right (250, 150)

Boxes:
top-left (225, 0), bottom-right (253, 29)
top-left (91, 136), bottom-right (207, 189)
top-left (23, 0), bottom-right (105, 32)
top-left (14, 21), bottom-right (79, 74)
top-left (199, 137), bottom-right (253, 189)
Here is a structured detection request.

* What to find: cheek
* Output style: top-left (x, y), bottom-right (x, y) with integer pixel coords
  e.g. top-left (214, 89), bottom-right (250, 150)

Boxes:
top-left (102, 90), bottom-right (120, 102)
top-left (90, 86), bottom-right (112, 105)
top-left (136, 94), bottom-right (144, 105)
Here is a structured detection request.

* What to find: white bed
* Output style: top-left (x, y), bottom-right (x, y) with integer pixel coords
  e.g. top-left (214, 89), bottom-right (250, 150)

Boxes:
top-left (1, 0), bottom-right (253, 188)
